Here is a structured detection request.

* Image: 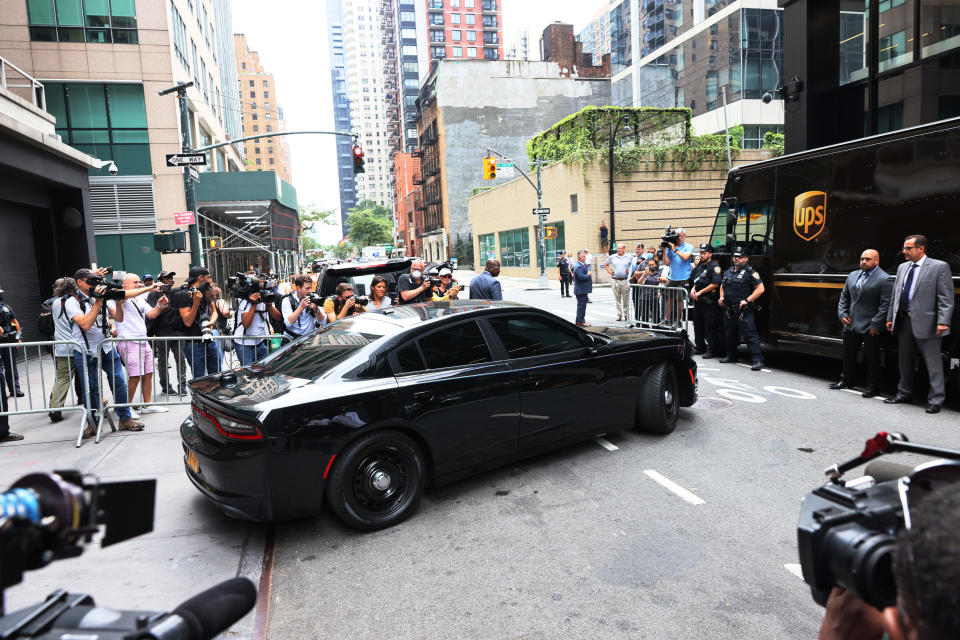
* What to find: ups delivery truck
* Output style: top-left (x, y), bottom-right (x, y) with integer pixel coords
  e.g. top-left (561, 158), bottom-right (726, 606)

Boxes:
top-left (708, 116), bottom-right (959, 389)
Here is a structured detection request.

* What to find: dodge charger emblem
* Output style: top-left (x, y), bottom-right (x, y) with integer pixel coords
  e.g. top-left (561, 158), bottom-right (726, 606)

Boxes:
top-left (793, 191), bottom-right (827, 242)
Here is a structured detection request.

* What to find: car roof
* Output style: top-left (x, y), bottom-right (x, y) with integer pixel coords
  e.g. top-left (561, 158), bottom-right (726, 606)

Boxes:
top-left (363, 299), bottom-right (528, 330)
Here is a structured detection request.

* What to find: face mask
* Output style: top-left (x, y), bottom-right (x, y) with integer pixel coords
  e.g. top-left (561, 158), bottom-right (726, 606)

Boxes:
top-left (411, 270), bottom-right (422, 279)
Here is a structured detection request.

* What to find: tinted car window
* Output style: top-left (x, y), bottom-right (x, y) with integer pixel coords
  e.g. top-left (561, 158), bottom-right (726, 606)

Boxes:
top-left (419, 320), bottom-right (492, 369)
top-left (488, 315), bottom-right (584, 358)
top-left (394, 343), bottom-right (426, 373)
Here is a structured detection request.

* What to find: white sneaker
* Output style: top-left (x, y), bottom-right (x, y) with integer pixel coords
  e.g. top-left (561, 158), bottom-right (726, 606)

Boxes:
top-left (127, 410), bottom-right (141, 420)
top-left (140, 405), bottom-right (169, 414)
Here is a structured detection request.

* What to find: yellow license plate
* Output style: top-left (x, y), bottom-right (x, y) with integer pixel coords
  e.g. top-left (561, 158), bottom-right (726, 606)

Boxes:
top-left (186, 449), bottom-right (199, 474)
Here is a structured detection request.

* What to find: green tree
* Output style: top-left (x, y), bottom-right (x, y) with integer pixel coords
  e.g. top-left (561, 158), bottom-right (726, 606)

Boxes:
top-left (324, 243), bottom-right (351, 260)
top-left (298, 204), bottom-right (336, 249)
top-left (346, 209), bottom-right (392, 248)
top-left (351, 199), bottom-right (392, 220)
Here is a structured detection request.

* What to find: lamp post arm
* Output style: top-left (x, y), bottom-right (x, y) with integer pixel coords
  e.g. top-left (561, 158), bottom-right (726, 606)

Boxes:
top-left (191, 129), bottom-right (356, 153)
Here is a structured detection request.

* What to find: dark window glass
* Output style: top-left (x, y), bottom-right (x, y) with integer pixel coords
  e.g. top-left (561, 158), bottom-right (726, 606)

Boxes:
top-left (488, 316), bottom-right (583, 358)
top-left (394, 343), bottom-right (425, 372)
top-left (419, 321), bottom-right (492, 368)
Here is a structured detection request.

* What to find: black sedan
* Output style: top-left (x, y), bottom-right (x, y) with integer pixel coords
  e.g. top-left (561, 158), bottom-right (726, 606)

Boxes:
top-left (181, 301), bottom-right (698, 530)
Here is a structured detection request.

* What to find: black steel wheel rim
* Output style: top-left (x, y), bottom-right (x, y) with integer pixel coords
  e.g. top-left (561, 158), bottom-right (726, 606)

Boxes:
top-left (351, 447), bottom-right (409, 513)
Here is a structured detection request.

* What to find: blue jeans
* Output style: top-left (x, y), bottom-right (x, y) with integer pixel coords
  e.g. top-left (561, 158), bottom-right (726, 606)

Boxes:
top-left (73, 349), bottom-right (132, 420)
top-left (238, 341), bottom-right (268, 366)
top-left (575, 294), bottom-right (588, 324)
top-left (185, 340), bottom-right (221, 378)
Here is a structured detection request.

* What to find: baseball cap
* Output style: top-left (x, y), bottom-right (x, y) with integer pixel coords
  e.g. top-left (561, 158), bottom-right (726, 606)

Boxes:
top-left (143, 273), bottom-right (155, 281)
top-left (699, 243), bottom-right (715, 253)
top-left (74, 268), bottom-right (95, 281)
top-left (438, 268), bottom-right (453, 277)
top-left (188, 266), bottom-right (210, 281)
top-left (732, 246), bottom-right (748, 257)
top-left (158, 270), bottom-right (176, 279)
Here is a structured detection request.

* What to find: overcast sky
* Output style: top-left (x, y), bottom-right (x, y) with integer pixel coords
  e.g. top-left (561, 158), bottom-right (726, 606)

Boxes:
top-left (231, 0), bottom-right (604, 245)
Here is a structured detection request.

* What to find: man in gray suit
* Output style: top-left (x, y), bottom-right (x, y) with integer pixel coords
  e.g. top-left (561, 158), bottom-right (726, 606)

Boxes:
top-left (828, 249), bottom-right (892, 397)
top-left (884, 234), bottom-right (954, 413)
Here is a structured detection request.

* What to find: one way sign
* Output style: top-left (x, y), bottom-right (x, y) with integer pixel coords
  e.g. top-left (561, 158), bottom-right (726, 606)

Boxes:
top-left (166, 153), bottom-right (207, 167)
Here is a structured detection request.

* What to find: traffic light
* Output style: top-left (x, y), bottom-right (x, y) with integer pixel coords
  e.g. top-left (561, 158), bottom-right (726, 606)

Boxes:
top-left (207, 236), bottom-right (222, 250)
top-left (353, 145), bottom-right (365, 174)
top-left (483, 156), bottom-right (497, 180)
top-left (544, 227), bottom-right (557, 239)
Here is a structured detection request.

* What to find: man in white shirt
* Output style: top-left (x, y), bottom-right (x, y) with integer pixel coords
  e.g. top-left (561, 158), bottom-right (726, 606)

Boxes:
top-left (235, 290), bottom-right (276, 366)
top-left (280, 274), bottom-right (323, 341)
top-left (113, 273), bottom-right (169, 414)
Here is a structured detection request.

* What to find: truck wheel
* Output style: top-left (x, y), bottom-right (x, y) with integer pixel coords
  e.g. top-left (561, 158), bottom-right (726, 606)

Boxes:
top-left (635, 362), bottom-right (679, 435)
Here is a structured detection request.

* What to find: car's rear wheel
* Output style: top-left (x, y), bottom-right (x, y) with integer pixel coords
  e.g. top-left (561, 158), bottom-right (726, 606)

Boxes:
top-left (325, 430), bottom-right (425, 531)
top-left (635, 362), bottom-right (679, 434)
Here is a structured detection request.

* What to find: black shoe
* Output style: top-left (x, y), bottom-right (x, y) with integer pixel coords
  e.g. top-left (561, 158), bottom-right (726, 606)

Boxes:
top-left (160, 385), bottom-right (176, 395)
top-left (177, 386), bottom-right (188, 396)
top-left (587, 299), bottom-right (593, 303)
top-left (861, 389), bottom-right (880, 399)
top-left (49, 411), bottom-right (64, 422)
top-left (0, 433), bottom-right (24, 442)
top-left (702, 352), bottom-right (715, 359)
top-left (751, 361), bottom-right (764, 371)
top-left (694, 349), bottom-right (706, 355)
top-left (883, 393), bottom-right (912, 405)
top-left (719, 357), bottom-right (737, 364)
top-left (926, 403), bottom-right (942, 414)
top-left (827, 381), bottom-right (852, 390)
top-left (14, 390), bottom-right (24, 397)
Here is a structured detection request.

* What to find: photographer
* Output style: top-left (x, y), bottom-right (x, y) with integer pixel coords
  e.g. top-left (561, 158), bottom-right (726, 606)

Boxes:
top-left (234, 288), bottom-right (276, 366)
top-left (0, 284), bottom-right (24, 397)
top-left (430, 268), bottom-right (462, 301)
top-left (147, 270), bottom-right (187, 396)
top-left (631, 258), bottom-right (661, 324)
top-left (281, 274), bottom-right (322, 341)
top-left (173, 266), bottom-right (220, 378)
top-left (662, 227), bottom-right (694, 327)
top-left (66, 268), bottom-right (143, 435)
top-left (397, 260), bottom-right (432, 305)
top-left (323, 283), bottom-right (367, 323)
top-left (47, 277), bottom-right (80, 422)
top-left (818, 482), bottom-right (960, 640)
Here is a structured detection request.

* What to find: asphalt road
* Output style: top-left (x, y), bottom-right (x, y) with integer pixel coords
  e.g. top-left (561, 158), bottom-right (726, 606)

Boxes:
top-left (2, 273), bottom-right (957, 639)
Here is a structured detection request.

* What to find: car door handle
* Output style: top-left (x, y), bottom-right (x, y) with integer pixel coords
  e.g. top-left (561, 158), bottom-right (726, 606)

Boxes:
top-left (411, 391), bottom-right (434, 402)
top-left (520, 374), bottom-right (544, 389)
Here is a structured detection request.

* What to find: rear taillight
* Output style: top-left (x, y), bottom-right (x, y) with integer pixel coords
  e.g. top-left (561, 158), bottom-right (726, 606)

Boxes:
top-left (193, 403), bottom-right (263, 440)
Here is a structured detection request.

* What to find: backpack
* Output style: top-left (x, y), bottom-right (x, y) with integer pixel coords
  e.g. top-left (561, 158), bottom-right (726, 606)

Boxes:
top-left (39, 297), bottom-right (56, 339)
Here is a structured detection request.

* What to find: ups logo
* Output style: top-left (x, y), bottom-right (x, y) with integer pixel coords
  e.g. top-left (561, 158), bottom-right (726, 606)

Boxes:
top-left (793, 191), bottom-right (827, 242)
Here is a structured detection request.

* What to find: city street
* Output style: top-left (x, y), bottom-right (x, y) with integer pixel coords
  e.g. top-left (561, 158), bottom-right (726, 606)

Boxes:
top-left (2, 273), bottom-right (957, 639)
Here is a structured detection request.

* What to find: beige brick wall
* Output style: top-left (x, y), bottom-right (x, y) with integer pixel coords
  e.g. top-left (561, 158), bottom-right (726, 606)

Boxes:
top-left (468, 150), bottom-right (772, 279)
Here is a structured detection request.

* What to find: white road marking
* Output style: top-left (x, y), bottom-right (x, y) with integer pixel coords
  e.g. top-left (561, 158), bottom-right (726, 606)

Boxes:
top-left (697, 366), bottom-right (720, 371)
top-left (643, 470), bottom-right (706, 505)
top-left (784, 563), bottom-right (804, 580)
top-left (595, 437), bottom-right (618, 451)
top-left (763, 386), bottom-right (817, 400)
top-left (715, 388), bottom-right (767, 403)
top-left (841, 388), bottom-right (861, 396)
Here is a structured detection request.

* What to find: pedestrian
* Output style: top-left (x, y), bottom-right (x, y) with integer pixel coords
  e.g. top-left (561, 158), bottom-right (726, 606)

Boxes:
top-left (115, 273), bottom-right (168, 414)
top-left (47, 277), bottom-right (80, 422)
top-left (605, 244), bottom-right (634, 321)
top-left (599, 221), bottom-right (609, 253)
top-left (718, 247), bottom-right (765, 371)
top-left (582, 249), bottom-right (594, 302)
top-left (884, 234), bottom-right (954, 414)
top-left (469, 259), bottom-right (503, 301)
top-left (173, 266), bottom-right (221, 378)
top-left (66, 268), bottom-right (144, 435)
top-left (397, 260), bottom-right (433, 304)
top-left (688, 243), bottom-right (723, 357)
top-left (573, 250), bottom-right (592, 327)
top-left (557, 251), bottom-right (572, 298)
top-left (662, 228), bottom-right (695, 327)
top-left (632, 258), bottom-right (661, 324)
top-left (828, 249), bottom-right (892, 398)
top-left (0, 352), bottom-right (22, 441)
top-left (280, 274), bottom-right (322, 340)
top-left (0, 284), bottom-right (24, 397)
top-left (147, 270), bottom-right (187, 395)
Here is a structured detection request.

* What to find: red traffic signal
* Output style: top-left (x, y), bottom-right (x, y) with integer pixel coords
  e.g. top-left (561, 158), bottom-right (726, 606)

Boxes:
top-left (353, 145), bottom-right (365, 174)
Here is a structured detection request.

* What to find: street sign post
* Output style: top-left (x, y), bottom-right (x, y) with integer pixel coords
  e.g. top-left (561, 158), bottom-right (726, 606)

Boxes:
top-left (173, 211), bottom-right (196, 226)
top-left (186, 166), bottom-right (199, 182)
top-left (166, 153), bottom-right (207, 167)
top-left (496, 162), bottom-right (515, 178)
top-left (532, 207), bottom-right (550, 215)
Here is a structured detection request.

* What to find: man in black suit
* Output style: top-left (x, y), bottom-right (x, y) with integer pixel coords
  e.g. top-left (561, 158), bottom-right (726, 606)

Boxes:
top-left (828, 249), bottom-right (892, 398)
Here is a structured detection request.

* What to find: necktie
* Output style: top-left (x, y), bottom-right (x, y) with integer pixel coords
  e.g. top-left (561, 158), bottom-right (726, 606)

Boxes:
top-left (900, 263), bottom-right (918, 313)
top-left (856, 271), bottom-right (868, 290)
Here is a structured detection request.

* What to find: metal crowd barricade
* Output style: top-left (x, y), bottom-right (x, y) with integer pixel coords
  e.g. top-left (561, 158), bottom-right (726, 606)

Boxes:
top-left (93, 333), bottom-right (284, 442)
top-left (0, 339), bottom-right (92, 448)
top-left (628, 284), bottom-right (690, 331)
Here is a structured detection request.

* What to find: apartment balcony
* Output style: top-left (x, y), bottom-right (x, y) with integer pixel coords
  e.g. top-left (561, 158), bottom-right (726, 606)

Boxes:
top-left (483, 40), bottom-right (499, 47)
top-left (484, 48), bottom-right (499, 60)
top-left (423, 163), bottom-right (439, 177)
top-left (412, 173), bottom-right (423, 185)
top-left (482, 17), bottom-right (497, 28)
top-left (481, 0), bottom-right (497, 13)
top-left (427, 0), bottom-right (443, 9)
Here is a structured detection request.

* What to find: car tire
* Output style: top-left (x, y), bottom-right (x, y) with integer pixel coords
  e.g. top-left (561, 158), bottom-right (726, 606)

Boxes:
top-left (325, 430), bottom-right (425, 531)
top-left (635, 362), bottom-right (679, 435)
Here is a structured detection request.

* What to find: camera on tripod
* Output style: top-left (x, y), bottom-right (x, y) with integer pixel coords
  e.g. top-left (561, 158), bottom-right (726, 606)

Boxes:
top-left (660, 226), bottom-right (681, 249)
top-left (85, 275), bottom-right (126, 301)
top-left (227, 272), bottom-right (277, 305)
top-left (0, 471), bottom-right (256, 639)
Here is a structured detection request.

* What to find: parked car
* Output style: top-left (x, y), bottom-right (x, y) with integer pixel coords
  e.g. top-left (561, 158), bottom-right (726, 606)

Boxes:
top-left (181, 301), bottom-right (698, 530)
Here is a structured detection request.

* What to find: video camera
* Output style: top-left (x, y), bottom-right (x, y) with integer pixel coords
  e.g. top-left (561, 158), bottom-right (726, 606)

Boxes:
top-left (85, 274), bottom-right (127, 302)
top-left (0, 470), bottom-right (256, 639)
top-left (797, 431), bottom-right (960, 609)
top-left (660, 226), bottom-right (681, 249)
top-left (227, 272), bottom-right (277, 305)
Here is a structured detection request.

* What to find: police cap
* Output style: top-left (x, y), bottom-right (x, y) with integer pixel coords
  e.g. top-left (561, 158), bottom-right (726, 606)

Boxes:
top-left (699, 243), bottom-right (715, 253)
top-left (732, 246), bottom-right (748, 257)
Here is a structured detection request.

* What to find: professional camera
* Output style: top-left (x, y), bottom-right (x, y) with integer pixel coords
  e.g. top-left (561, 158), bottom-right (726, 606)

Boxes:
top-left (425, 276), bottom-right (442, 289)
top-left (660, 225), bottom-right (681, 249)
top-left (797, 431), bottom-right (960, 609)
top-left (227, 272), bottom-right (277, 305)
top-left (307, 292), bottom-right (324, 306)
top-left (0, 470), bottom-right (256, 639)
top-left (348, 294), bottom-right (370, 307)
top-left (85, 275), bottom-right (127, 301)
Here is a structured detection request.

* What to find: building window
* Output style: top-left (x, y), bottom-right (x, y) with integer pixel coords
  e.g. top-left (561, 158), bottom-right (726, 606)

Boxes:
top-left (451, 29), bottom-right (461, 40)
top-left (248, 79), bottom-right (254, 87)
top-left (255, 147), bottom-right (261, 154)
top-left (27, 0), bottom-right (138, 43)
top-left (536, 222), bottom-right (566, 266)
top-left (879, 29), bottom-right (909, 71)
top-left (467, 30), bottom-right (476, 41)
top-left (431, 45), bottom-right (446, 58)
top-left (256, 158), bottom-right (261, 165)
top-left (45, 82), bottom-right (151, 175)
top-left (450, 0), bottom-right (459, 5)
top-left (499, 228), bottom-right (530, 267)
top-left (465, 0), bottom-right (474, 6)
top-left (451, 13), bottom-right (461, 24)
top-left (839, 8), bottom-right (867, 85)
top-left (269, 158), bottom-right (275, 165)
top-left (466, 13), bottom-right (475, 24)
top-left (402, 44), bottom-right (418, 55)
top-left (467, 46), bottom-right (477, 57)
top-left (570, 194), bottom-right (578, 213)
top-left (430, 28), bottom-right (444, 42)
top-left (266, 124), bottom-right (272, 132)
top-left (453, 46), bottom-right (462, 56)
top-left (430, 12), bottom-right (444, 25)
top-left (921, 1), bottom-right (960, 57)
top-left (478, 233), bottom-right (495, 262)
top-left (253, 125), bottom-right (259, 131)
top-left (252, 113), bottom-right (258, 120)
top-left (740, 124), bottom-right (783, 149)
top-left (169, 1), bottom-right (188, 69)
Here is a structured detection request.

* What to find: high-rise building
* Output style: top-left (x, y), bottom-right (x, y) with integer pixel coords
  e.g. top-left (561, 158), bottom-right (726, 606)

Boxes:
top-left (335, 0), bottom-right (393, 211)
top-left (326, 0), bottom-right (358, 232)
top-left (425, 0), bottom-right (504, 63)
top-left (577, 4), bottom-right (612, 60)
top-left (3, 0), bottom-right (245, 277)
top-left (506, 29), bottom-right (530, 60)
top-left (235, 34), bottom-right (293, 183)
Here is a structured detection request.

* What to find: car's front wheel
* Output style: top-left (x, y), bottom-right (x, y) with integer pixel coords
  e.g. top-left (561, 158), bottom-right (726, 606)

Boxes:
top-left (325, 430), bottom-right (425, 531)
top-left (635, 362), bottom-right (679, 435)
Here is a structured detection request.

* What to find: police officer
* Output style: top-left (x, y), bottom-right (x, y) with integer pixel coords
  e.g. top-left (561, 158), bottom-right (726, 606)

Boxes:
top-left (0, 285), bottom-right (23, 397)
top-left (689, 243), bottom-right (723, 358)
top-left (718, 246), bottom-right (765, 370)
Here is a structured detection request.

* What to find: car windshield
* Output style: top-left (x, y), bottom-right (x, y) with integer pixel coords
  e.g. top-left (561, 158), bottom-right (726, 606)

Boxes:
top-left (260, 313), bottom-right (407, 380)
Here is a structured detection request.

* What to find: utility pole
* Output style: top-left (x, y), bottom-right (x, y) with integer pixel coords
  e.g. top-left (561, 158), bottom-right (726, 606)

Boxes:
top-left (160, 82), bottom-right (202, 268)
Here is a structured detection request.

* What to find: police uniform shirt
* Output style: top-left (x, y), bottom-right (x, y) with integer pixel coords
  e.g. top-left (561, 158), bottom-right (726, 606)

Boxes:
top-left (722, 264), bottom-right (762, 303)
top-left (0, 302), bottom-right (16, 338)
top-left (691, 260), bottom-right (723, 298)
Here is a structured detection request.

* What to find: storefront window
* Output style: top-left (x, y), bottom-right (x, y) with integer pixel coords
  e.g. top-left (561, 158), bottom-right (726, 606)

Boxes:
top-left (920, 0), bottom-right (960, 57)
top-left (478, 233), bottom-right (496, 263)
top-left (498, 227), bottom-right (530, 268)
top-left (535, 222), bottom-right (566, 267)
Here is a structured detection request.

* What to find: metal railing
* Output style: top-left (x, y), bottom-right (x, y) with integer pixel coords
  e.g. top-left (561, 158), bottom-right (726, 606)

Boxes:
top-left (0, 55), bottom-right (46, 110)
top-left (628, 284), bottom-right (689, 331)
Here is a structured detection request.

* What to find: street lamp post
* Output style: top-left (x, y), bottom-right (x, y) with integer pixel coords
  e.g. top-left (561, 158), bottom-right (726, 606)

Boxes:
top-left (608, 114), bottom-right (630, 254)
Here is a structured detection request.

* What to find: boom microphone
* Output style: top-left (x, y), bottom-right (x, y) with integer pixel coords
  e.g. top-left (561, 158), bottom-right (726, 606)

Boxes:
top-left (171, 576), bottom-right (257, 640)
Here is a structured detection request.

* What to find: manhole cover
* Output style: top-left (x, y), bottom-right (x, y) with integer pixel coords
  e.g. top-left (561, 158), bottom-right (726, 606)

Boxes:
top-left (692, 396), bottom-right (734, 410)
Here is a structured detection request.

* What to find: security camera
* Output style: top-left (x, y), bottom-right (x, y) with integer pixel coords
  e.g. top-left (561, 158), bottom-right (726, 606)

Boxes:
top-left (107, 162), bottom-right (119, 176)
top-left (761, 91), bottom-right (773, 104)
